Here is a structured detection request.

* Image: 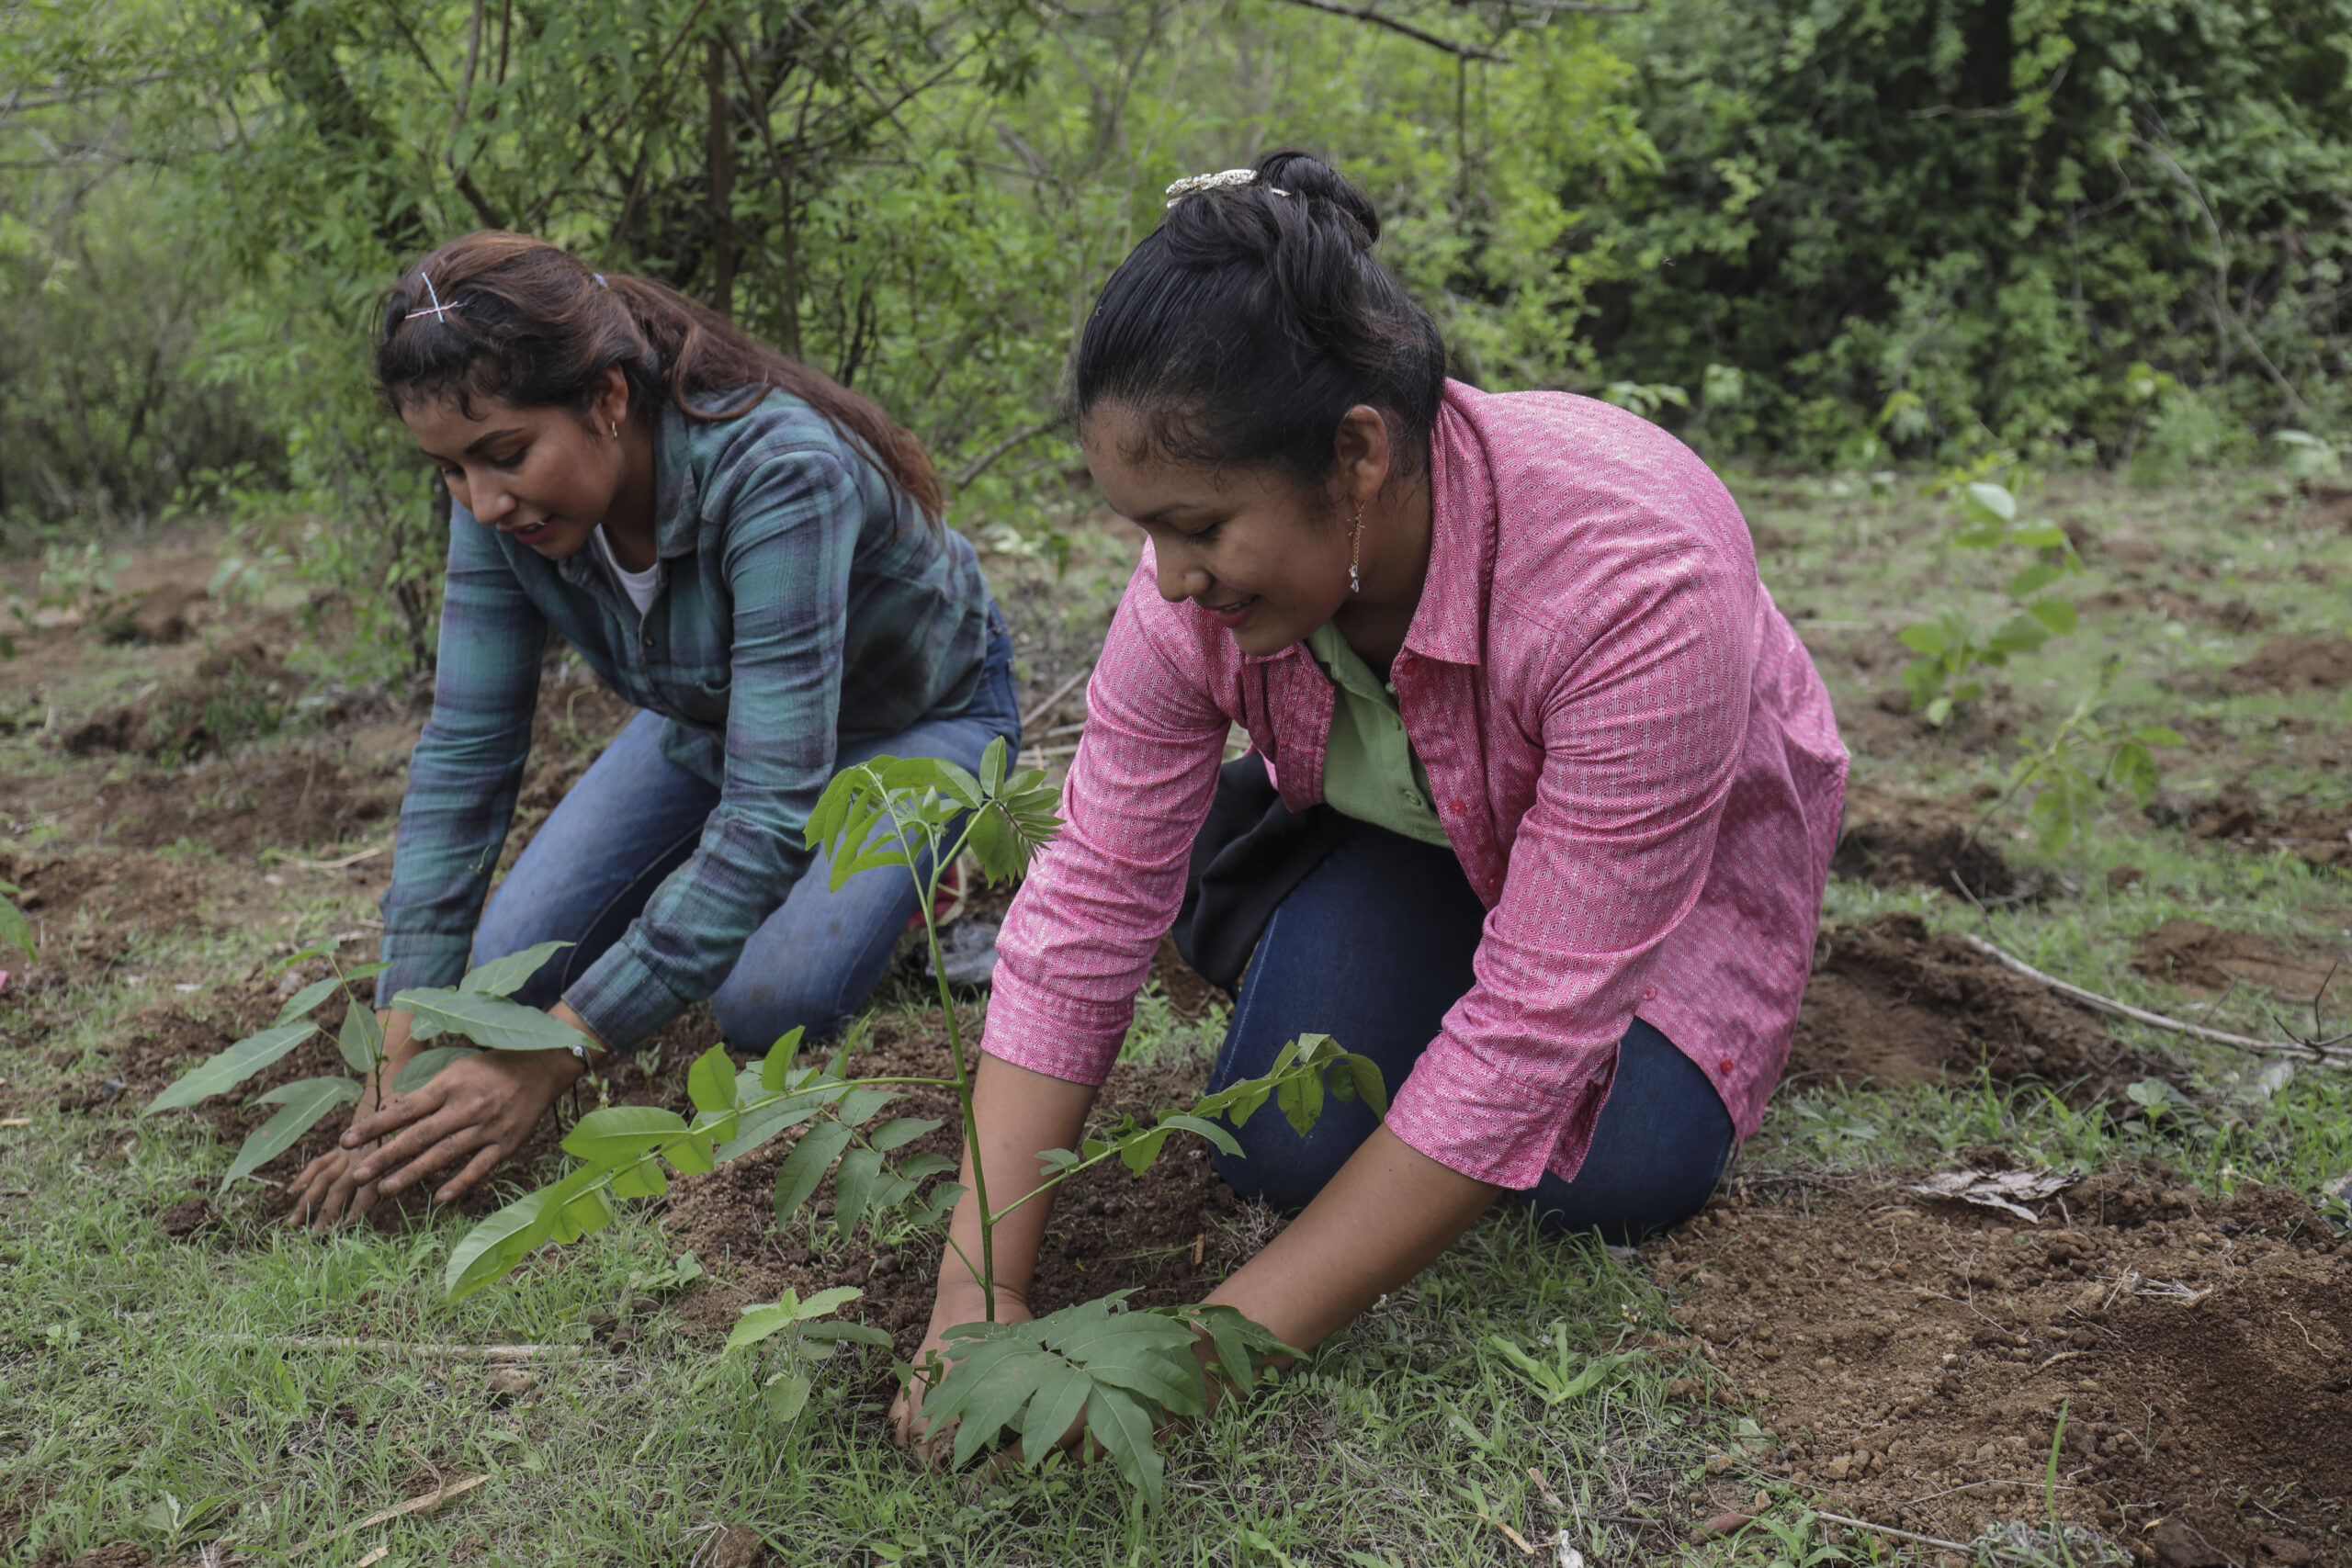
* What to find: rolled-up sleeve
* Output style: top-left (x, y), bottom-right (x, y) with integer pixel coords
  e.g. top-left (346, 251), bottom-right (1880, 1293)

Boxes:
top-left (982, 561), bottom-right (1229, 1083)
top-left (378, 511), bottom-right (547, 998)
top-left (1383, 542), bottom-right (1757, 1190)
top-left (560, 448), bottom-right (857, 1047)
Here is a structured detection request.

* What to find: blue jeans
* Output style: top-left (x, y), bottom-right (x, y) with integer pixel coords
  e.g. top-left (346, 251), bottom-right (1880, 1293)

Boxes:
top-left (472, 615), bottom-right (1022, 1047)
top-left (1204, 818), bottom-right (1734, 1242)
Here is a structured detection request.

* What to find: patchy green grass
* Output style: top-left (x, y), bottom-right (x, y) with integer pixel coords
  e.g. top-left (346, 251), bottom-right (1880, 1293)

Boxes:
top-left (6, 463), bottom-right (2351, 1562)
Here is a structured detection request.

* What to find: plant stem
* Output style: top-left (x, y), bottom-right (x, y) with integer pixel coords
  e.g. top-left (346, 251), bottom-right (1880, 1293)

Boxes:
top-left (898, 804), bottom-right (996, 1321)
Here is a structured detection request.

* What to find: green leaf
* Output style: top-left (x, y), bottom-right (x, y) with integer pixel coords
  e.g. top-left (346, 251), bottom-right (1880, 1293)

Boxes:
top-left (392, 1045), bottom-right (476, 1094)
top-left (1987, 615), bottom-right (2052, 655)
top-left (686, 1043), bottom-right (738, 1115)
top-left (608, 1158), bottom-right (669, 1199)
top-left (1156, 1112), bottom-right (1243, 1159)
top-left (2026, 598), bottom-right (2078, 635)
top-left (459, 941), bottom-right (572, 997)
top-left (272, 976), bottom-right (341, 1028)
top-left (335, 1002), bottom-right (383, 1074)
top-left (561, 1105), bottom-right (690, 1167)
top-left (392, 987), bottom-right (586, 1052)
top-left (868, 1115), bottom-right (940, 1153)
top-left (835, 1087), bottom-right (897, 1127)
top-left (2010, 522), bottom-right (2070, 550)
top-left (664, 1131), bottom-right (717, 1176)
top-left (759, 1026), bottom-right (808, 1092)
top-left (1019, 1358), bottom-right (1092, 1462)
top-left (0, 897), bottom-right (34, 965)
top-left (774, 1122), bottom-right (854, 1223)
top-left (2006, 562), bottom-right (2063, 599)
top-left (145, 1023), bottom-right (318, 1115)
top-left (1344, 1055), bottom-right (1389, 1118)
top-left (979, 735), bottom-right (1008, 795)
top-left (714, 1097), bottom-right (826, 1164)
top-left (967, 801), bottom-right (1019, 883)
top-left (1896, 620), bottom-right (1951, 656)
top-left (220, 1076), bottom-right (363, 1190)
top-left (833, 1146), bottom-right (885, 1238)
top-left (802, 1320), bottom-right (895, 1348)
top-left (1083, 1382), bottom-right (1165, 1504)
top-left (1275, 1064), bottom-right (1326, 1139)
top-left (1962, 481), bottom-right (2016, 525)
top-left (2134, 725), bottom-right (2184, 746)
top-left (763, 1370), bottom-right (812, 1423)
top-left (445, 1168), bottom-right (598, 1300)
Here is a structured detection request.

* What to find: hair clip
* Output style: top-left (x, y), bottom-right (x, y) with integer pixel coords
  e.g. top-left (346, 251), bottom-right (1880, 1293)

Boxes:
top-left (402, 272), bottom-right (462, 323)
top-left (594, 272), bottom-right (609, 288)
top-left (1164, 167), bottom-right (1292, 208)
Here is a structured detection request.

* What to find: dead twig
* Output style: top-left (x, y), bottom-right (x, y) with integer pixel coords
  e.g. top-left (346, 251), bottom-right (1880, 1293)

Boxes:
top-left (1019, 665), bottom-right (1093, 733)
top-left (1957, 934), bottom-right (2352, 1066)
top-left (1814, 1510), bottom-right (1974, 1554)
top-left (289, 1472), bottom-right (488, 1553)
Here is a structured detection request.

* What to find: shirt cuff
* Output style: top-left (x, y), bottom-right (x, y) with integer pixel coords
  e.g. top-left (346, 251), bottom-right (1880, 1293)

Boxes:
top-left (1382, 1033), bottom-right (1619, 1190)
top-left (977, 974), bottom-right (1130, 1087)
top-left (561, 939), bottom-right (691, 1051)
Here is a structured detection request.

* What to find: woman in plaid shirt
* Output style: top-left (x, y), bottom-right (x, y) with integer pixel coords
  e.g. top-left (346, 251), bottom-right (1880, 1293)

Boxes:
top-left (291, 233), bottom-right (1018, 1225)
top-left (899, 152), bottom-right (1844, 1439)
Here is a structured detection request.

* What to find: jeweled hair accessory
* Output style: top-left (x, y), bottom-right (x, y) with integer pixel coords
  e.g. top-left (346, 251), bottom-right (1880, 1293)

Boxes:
top-left (1164, 167), bottom-right (1292, 208)
top-left (402, 271), bottom-right (463, 323)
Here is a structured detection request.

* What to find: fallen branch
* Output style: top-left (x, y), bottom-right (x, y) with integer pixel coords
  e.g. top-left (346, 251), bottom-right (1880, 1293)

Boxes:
top-left (1019, 664), bottom-right (1093, 733)
top-left (285, 846), bottom-right (384, 872)
top-left (202, 1333), bottom-right (595, 1361)
top-left (1957, 934), bottom-right (2352, 1066)
top-left (290, 1472), bottom-right (488, 1553)
top-left (1814, 1511), bottom-right (1973, 1555)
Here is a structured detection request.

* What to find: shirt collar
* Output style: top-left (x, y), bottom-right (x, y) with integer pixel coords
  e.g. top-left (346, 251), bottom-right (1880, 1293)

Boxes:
top-left (1398, 383), bottom-right (1493, 668)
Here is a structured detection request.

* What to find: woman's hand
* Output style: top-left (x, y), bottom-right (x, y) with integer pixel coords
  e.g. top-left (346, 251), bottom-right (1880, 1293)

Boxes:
top-left (288, 1003), bottom-right (594, 1227)
top-left (891, 1278), bottom-right (1035, 1455)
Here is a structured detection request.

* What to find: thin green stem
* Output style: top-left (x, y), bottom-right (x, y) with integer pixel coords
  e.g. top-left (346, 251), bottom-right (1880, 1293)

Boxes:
top-left (890, 801), bottom-right (996, 1320)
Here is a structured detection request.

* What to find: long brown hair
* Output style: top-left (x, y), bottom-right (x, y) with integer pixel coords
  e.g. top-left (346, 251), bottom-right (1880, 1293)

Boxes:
top-left (376, 231), bottom-right (944, 518)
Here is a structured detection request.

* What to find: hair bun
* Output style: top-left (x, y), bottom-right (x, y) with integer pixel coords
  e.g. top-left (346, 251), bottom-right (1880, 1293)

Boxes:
top-left (1253, 151), bottom-right (1380, 247)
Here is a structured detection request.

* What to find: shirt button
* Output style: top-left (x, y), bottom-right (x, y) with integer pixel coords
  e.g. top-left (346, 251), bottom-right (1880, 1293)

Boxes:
top-left (642, 634), bottom-right (656, 649)
top-left (1642, 986), bottom-right (1657, 1000)
top-left (1719, 1055), bottom-right (1736, 1075)
top-left (1403, 790), bottom-right (1422, 807)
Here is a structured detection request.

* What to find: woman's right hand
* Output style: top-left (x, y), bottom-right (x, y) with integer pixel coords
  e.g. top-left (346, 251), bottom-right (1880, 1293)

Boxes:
top-left (891, 1278), bottom-right (1035, 1455)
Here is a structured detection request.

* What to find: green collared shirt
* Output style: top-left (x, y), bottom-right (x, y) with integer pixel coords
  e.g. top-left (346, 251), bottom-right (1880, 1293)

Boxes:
top-left (1305, 621), bottom-right (1450, 847)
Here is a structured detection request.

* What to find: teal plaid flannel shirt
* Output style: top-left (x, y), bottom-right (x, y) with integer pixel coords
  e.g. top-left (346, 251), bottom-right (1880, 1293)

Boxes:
top-left (376, 389), bottom-right (993, 1047)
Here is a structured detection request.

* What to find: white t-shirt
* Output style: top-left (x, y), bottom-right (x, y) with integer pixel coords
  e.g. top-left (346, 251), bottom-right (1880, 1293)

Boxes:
top-left (591, 528), bottom-right (662, 617)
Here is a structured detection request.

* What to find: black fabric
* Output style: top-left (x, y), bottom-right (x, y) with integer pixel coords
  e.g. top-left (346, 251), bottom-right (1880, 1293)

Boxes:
top-left (1172, 756), bottom-right (1351, 992)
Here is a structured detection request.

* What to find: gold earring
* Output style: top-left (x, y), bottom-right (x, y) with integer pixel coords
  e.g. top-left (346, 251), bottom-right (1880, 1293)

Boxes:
top-left (1348, 509), bottom-right (1364, 595)
top-left (607, 421), bottom-right (618, 441)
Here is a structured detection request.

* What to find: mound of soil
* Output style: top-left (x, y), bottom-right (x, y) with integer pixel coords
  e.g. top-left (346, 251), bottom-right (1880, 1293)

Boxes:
top-left (61, 641), bottom-right (305, 761)
top-left (2132, 920), bottom-right (2346, 1001)
top-left (1649, 1176), bottom-right (2348, 1566)
top-left (662, 1010), bottom-right (1251, 1358)
top-left (1791, 914), bottom-right (2147, 1098)
top-left (2151, 784), bottom-right (2352, 870)
top-left (2226, 637), bottom-right (2352, 695)
top-left (1831, 819), bottom-right (2020, 899)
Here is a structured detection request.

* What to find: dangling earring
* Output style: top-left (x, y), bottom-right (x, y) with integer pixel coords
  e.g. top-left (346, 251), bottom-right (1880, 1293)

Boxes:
top-left (607, 421), bottom-right (619, 441)
top-left (1347, 508), bottom-right (1364, 595)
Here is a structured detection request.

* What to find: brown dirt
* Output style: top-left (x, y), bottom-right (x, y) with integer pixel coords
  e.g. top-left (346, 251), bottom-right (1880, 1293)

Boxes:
top-left (1791, 914), bottom-right (2150, 1098)
top-left (2152, 784), bottom-right (2352, 871)
top-left (2080, 587), bottom-right (2270, 634)
top-left (61, 640), bottom-right (303, 761)
top-left (1648, 1176), bottom-right (2349, 1566)
top-left (2226, 637), bottom-right (2352, 695)
top-left (2131, 920), bottom-right (2347, 1003)
top-left (662, 1009), bottom-right (1251, 1359)
top-left (1832, 818), bottom-right (2022, 900)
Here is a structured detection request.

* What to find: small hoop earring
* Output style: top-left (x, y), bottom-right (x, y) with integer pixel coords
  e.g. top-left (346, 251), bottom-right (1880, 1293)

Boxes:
top-left (1347, 509), bottom-right (1364, 595)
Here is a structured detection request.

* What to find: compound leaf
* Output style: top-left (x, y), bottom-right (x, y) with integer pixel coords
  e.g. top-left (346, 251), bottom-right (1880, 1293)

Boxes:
top-left (1083, 1382), bottom-right (1165, 1505)
top-left (392, 1045), bottom-right (475, 1094)
top-left (774, 1122), bottom-right (854, 1223)
top-left (561, 1105), bottom-right (690, 1167)
top-left (868, 1116), bottom-right (941, 1152)
top-left (393, 987), bottom-right (585, 1053)
top-left (273, 975), bottom-right (341, 1028)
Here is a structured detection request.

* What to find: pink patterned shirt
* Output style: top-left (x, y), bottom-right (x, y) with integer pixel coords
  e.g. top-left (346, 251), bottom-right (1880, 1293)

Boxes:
top-left (983, 383), bottom-right (1848, 1189)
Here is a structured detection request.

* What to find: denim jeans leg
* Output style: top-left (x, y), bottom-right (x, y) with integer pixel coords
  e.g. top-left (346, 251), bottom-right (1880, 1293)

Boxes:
top-left (470, 709), bottom-right (721, 1008)
top-left (1203, 818), bottom-right (1736, 1236)
top-left (1204, 820), bottom-right (1487, 1213)
top-left (709, 615), bottom-right (1024, 1048)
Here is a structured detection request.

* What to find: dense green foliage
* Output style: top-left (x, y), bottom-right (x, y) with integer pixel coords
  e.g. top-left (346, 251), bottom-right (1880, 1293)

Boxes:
top-left (1578, 0), bottom-right (2352, 463)
top-left (4, 0), bottom-right (2347, 667)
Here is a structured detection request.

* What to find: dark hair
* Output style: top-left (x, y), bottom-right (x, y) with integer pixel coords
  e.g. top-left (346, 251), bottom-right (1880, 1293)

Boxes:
top-left (377, 231), bottom-right (944, 518)
top-left (1070, 150), bottom-right (1447, 489)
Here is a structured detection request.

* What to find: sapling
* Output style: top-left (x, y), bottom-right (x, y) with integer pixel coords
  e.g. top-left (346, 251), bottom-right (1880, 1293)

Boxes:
top-left (1898, 479), bottom-right (2082, 727)
top-left (141, 938), bottom-right (582, 1192)
top-left (444, 737), bottom-right (1384, 1501)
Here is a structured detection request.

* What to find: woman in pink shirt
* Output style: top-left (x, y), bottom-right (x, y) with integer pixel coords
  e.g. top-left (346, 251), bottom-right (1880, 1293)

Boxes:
top-left (901, 151), bottom-right (1845, 1429)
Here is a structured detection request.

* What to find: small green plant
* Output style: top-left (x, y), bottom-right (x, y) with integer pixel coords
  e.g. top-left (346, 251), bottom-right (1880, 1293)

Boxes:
top-left (1744, 1506), bottom-right (1853, 1567)
top-left (442, 739), bottom-right (1383, 1503)
top-left (1973, 695), bottom-right (2180, 855)
top-left (0, 883), bottom-right (37, 968)
top-left (1897, 480), bottom-right (2081, 726)
top-left (1485, 1320), bottom-right (1640, 1404)
top-left (142, 939), bottom-right (582, 1191)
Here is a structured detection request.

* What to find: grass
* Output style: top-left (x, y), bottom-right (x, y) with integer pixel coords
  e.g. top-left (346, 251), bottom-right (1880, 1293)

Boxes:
top-left (5, 461), bottom-right (2351, 1562)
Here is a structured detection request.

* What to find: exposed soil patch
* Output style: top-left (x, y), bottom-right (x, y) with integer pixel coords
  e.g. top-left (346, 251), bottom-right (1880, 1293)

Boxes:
top-left (2152, 784), bottom-right (2352, 870)
top-left (1791, 914), bottom-right (2149, 1098)
top-left (2081, 586), bottom-right (2270, 633)
top-left (2131, 920), bottom-right (2346, 1004)
top-left (1832, 818), bottom-right (2020, 900)
top-left (2226, 637), bottom-right (2352, 695)
top-left (61, 640), bottom-right (305, 761)
top-left (1649, 1176), bottom-right (2349, 1566)
top-left (662, 1010), bottom-right (1250, 1359)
